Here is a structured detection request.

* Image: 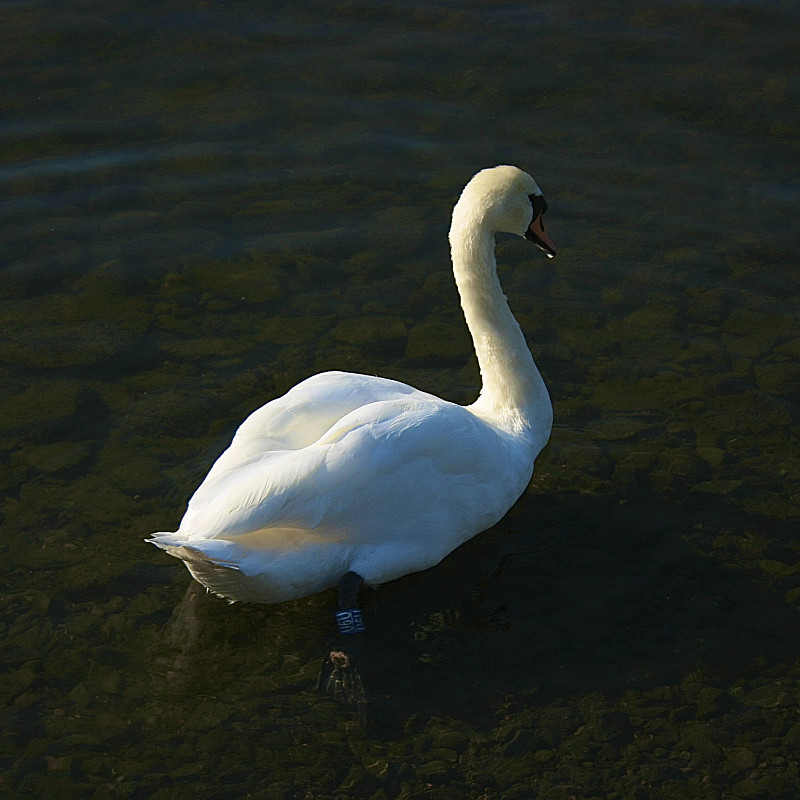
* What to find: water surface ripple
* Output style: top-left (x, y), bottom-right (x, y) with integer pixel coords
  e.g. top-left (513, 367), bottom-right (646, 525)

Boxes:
top-left (2, 1), bottom-right (799, 798)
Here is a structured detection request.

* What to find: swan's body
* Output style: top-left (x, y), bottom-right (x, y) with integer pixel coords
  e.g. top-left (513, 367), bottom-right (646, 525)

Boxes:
top-left (150, 165), bottom-right (556, 604)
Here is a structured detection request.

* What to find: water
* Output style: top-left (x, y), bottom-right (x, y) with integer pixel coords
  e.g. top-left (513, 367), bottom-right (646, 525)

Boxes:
top-left (2, 1), bottom-right (799, 797)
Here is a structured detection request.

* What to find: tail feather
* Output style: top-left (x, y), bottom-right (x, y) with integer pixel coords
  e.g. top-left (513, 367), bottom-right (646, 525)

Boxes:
top-left (147, 534), bottom-right (253, 601)
top-left (148, 532), bottom-right (191, 551)
top-left (146, 529), bottom-right (341, 604)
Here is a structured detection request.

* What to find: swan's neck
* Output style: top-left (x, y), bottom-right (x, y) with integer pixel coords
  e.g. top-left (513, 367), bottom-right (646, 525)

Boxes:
top-left (450, 220), bottom-right (552, 447)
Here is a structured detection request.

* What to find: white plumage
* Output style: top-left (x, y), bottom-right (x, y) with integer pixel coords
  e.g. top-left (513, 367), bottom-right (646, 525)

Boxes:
top-left (149, 165), bottom-right (556, 603)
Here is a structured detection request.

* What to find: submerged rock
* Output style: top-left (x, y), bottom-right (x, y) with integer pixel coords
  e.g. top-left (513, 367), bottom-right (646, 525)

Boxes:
top-left (754, 358), bottom-right (799, 395)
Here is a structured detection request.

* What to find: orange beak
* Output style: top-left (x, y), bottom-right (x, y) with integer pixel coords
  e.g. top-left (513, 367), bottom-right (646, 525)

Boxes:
top-left (525, 214), bottom-right (557, 258)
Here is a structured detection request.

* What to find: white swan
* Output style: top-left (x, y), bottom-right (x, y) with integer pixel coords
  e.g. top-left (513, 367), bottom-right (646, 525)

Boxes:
top-left (149, 165), bottom-right (556, 607)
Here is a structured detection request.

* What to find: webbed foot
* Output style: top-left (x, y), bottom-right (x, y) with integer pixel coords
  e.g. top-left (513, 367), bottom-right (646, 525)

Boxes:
top-left (317, 632), bottom-right (366, 708)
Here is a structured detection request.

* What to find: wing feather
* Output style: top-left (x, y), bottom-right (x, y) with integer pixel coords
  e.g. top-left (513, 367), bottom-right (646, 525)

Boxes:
top-left (176, 388), bottom-right (530, 555)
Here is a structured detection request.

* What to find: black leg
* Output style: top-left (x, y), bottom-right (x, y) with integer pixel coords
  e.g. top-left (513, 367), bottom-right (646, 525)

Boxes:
top-left (316, 571), bottom-right (368, 719)
top-left (335, 570), bottom-right (365, 634)
top-left (338, 570), bottom-right (364, 611)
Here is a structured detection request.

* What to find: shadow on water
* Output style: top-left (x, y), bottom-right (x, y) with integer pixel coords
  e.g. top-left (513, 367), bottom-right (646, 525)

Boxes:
top-left (367, 493), bottom-right (800, 733)
top-left (148, 487), bottom-right (800, 738)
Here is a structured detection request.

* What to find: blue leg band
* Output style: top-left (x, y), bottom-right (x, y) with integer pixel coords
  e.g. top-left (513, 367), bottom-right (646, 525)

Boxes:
top-left (336, 608), bottom-right (366, 634)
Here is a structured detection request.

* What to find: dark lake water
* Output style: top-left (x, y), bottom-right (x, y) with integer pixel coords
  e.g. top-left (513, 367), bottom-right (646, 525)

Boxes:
top-left (2, 1), bottom-right (799, 798)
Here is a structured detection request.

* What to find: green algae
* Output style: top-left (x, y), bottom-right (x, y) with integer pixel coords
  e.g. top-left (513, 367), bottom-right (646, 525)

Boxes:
top-left (404, 321), bottom-right (472, 367)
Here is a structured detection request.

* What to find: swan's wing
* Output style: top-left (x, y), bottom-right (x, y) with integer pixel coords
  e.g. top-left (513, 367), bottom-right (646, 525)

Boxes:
top-left (175, 393), bottom-right (531, 557)
top-left (186, 370), bottom-right (425, 513)
top-left (320, 397), bottom-right (533, 562)
top-left (233, 371), bottom-right (422, 451)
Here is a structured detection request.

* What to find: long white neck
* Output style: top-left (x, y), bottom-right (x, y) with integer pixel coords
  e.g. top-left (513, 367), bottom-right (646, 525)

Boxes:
top-left (450, 211), bottom-right (553, 451)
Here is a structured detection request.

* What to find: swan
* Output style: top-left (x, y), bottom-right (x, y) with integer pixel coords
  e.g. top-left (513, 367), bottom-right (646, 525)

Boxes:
top-left (149, 165), bottom-right (556, 624)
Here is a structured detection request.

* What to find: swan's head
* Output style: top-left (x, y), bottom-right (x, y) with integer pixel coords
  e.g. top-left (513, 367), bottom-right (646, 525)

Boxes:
top-left (451, 165), bottom-right (557, 258)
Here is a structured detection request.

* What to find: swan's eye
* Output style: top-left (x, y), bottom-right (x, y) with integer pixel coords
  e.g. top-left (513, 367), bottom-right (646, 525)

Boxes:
top-left (529, 194), bottom-right (548, 220)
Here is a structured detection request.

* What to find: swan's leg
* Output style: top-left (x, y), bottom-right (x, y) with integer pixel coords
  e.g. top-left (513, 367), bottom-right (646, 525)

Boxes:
top-left (336, 570), bottom-right (365, 627)
top-left (316, 571), bottom-right (367, 716)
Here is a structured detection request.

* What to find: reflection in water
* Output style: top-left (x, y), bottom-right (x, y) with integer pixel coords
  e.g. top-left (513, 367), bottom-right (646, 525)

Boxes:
top-left (2, 0), bottom-right (799, 797)
top-left (153, 583), bottom-right (216, 688)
